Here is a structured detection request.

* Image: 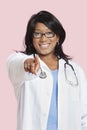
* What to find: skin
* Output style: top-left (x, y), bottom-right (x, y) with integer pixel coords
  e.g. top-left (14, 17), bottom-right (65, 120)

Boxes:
top-left (24, 22), bottom-right (60, 74)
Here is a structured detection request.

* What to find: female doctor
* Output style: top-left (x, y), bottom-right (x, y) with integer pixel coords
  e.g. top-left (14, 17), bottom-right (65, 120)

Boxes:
top-left (7, 10), bottom-right (87, 130)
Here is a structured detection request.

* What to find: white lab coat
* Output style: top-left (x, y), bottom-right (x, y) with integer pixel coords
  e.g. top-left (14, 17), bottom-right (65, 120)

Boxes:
top-left (7, 52), bottom-right (87, 130)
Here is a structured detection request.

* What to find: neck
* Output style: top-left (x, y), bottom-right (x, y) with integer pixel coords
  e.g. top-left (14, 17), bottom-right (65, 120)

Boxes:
top-left (39, 54), bottom-right (59, 70)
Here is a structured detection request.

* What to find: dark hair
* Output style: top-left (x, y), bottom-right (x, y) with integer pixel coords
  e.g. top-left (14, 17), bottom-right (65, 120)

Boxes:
top-left (24, 10), bottom-right (71, 62)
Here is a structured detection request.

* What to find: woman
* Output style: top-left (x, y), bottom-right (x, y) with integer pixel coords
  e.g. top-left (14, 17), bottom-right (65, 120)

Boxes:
top-left (7, 10), bottom-right (87, 130)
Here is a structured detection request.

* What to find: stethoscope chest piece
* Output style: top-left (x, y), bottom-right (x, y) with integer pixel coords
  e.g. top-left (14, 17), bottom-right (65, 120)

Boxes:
top-left (39, 68), bottom-right (47, 79)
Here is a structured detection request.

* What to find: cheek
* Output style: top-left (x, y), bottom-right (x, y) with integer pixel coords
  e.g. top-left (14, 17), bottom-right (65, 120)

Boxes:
top-left (52, 42), bottom-right (57, 48)
top-left (52, 38), bottom-right (58, 45)
top-left (33, 42), bottom-right (39, 51)
top-left (33, 39), bottom-right (39, 44)
top-left (33, 39), bottom-right (38, 47)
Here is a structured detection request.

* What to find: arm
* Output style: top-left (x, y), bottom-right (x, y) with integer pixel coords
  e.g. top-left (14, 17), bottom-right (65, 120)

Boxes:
top-left (7, 52), bottom-right (38, 87)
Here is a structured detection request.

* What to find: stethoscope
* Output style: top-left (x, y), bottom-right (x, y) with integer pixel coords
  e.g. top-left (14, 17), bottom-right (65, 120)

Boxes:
top-left (33, 54), bottom-right (78, 86)
top-left (39, 60), bottom-right (78, 86)
top-left (33, 53), bottom-right (47, 79)
top-left (64, 62), bottom-right (78, 86)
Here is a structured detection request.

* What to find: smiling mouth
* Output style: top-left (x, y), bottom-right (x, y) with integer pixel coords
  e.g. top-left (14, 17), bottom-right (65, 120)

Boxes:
top-left (39, 43), bottom-right (50, 49)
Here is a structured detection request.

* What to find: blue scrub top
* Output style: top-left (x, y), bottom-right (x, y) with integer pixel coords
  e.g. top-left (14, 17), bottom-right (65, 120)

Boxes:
top-left (46, 69), bottom-right (58, 130)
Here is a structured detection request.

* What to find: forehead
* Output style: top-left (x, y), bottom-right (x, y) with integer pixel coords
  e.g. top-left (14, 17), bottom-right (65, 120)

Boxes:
top-left (34, 22), bottom-right (51, 31)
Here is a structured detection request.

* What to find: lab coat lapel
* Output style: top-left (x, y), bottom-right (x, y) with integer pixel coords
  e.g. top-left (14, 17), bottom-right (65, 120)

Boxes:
top-left (58, 59), bottom-right (69, 130)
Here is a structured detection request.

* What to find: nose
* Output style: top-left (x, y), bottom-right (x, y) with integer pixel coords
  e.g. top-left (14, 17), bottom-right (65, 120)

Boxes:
top-left (40, 34), bottom-right (47, 41)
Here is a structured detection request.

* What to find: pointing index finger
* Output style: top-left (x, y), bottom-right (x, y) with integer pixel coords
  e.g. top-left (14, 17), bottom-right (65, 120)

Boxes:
top-left (34, 54), bottom-right (39, 65)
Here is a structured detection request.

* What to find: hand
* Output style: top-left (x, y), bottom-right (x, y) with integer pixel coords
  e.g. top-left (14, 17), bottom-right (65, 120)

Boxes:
top-left (24, 55), bottom-right (40, 74)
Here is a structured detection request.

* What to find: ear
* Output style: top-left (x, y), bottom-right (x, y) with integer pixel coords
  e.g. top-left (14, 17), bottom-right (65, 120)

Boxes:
top-left (57, 35), bottom-right (60, 42)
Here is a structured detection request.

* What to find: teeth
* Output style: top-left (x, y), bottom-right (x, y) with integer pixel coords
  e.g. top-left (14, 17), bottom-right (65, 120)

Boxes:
top-left (40, 44), bottom-right (49, 49)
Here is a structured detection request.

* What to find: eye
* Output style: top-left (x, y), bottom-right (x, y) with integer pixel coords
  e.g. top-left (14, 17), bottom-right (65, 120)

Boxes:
top-left (46, 32), bottom-right (55, 37)
top-left (33, 32), bottom-right (42, 38)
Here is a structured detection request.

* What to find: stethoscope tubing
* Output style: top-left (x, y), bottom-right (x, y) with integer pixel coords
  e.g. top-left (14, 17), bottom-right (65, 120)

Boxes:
top-left (33, 54), bottom-right (78, 86)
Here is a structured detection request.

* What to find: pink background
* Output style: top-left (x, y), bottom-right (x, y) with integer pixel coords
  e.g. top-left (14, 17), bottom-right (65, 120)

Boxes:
top-left (0, 0), bottom-right (87, 130)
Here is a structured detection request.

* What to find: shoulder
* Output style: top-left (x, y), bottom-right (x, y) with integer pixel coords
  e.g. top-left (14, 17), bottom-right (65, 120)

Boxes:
top-left (60, 58), bottom-right (84, 73)
top-left (69, 60), bottom-right (83, 72)
top-left (7, 52), bottom-right (33, 69)
top-left (7, 52), bottom-right (33, 61)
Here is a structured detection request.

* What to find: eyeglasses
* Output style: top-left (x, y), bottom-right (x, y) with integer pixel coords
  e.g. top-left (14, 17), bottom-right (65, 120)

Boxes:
top-left (33, 32), bottom-right (55, 38)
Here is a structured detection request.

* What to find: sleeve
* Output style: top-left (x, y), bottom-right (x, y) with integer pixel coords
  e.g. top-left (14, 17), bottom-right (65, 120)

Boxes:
top-left (6, 52), bottom-right (36, 87)
top-left (79, 67), bottom-right (87, 130)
